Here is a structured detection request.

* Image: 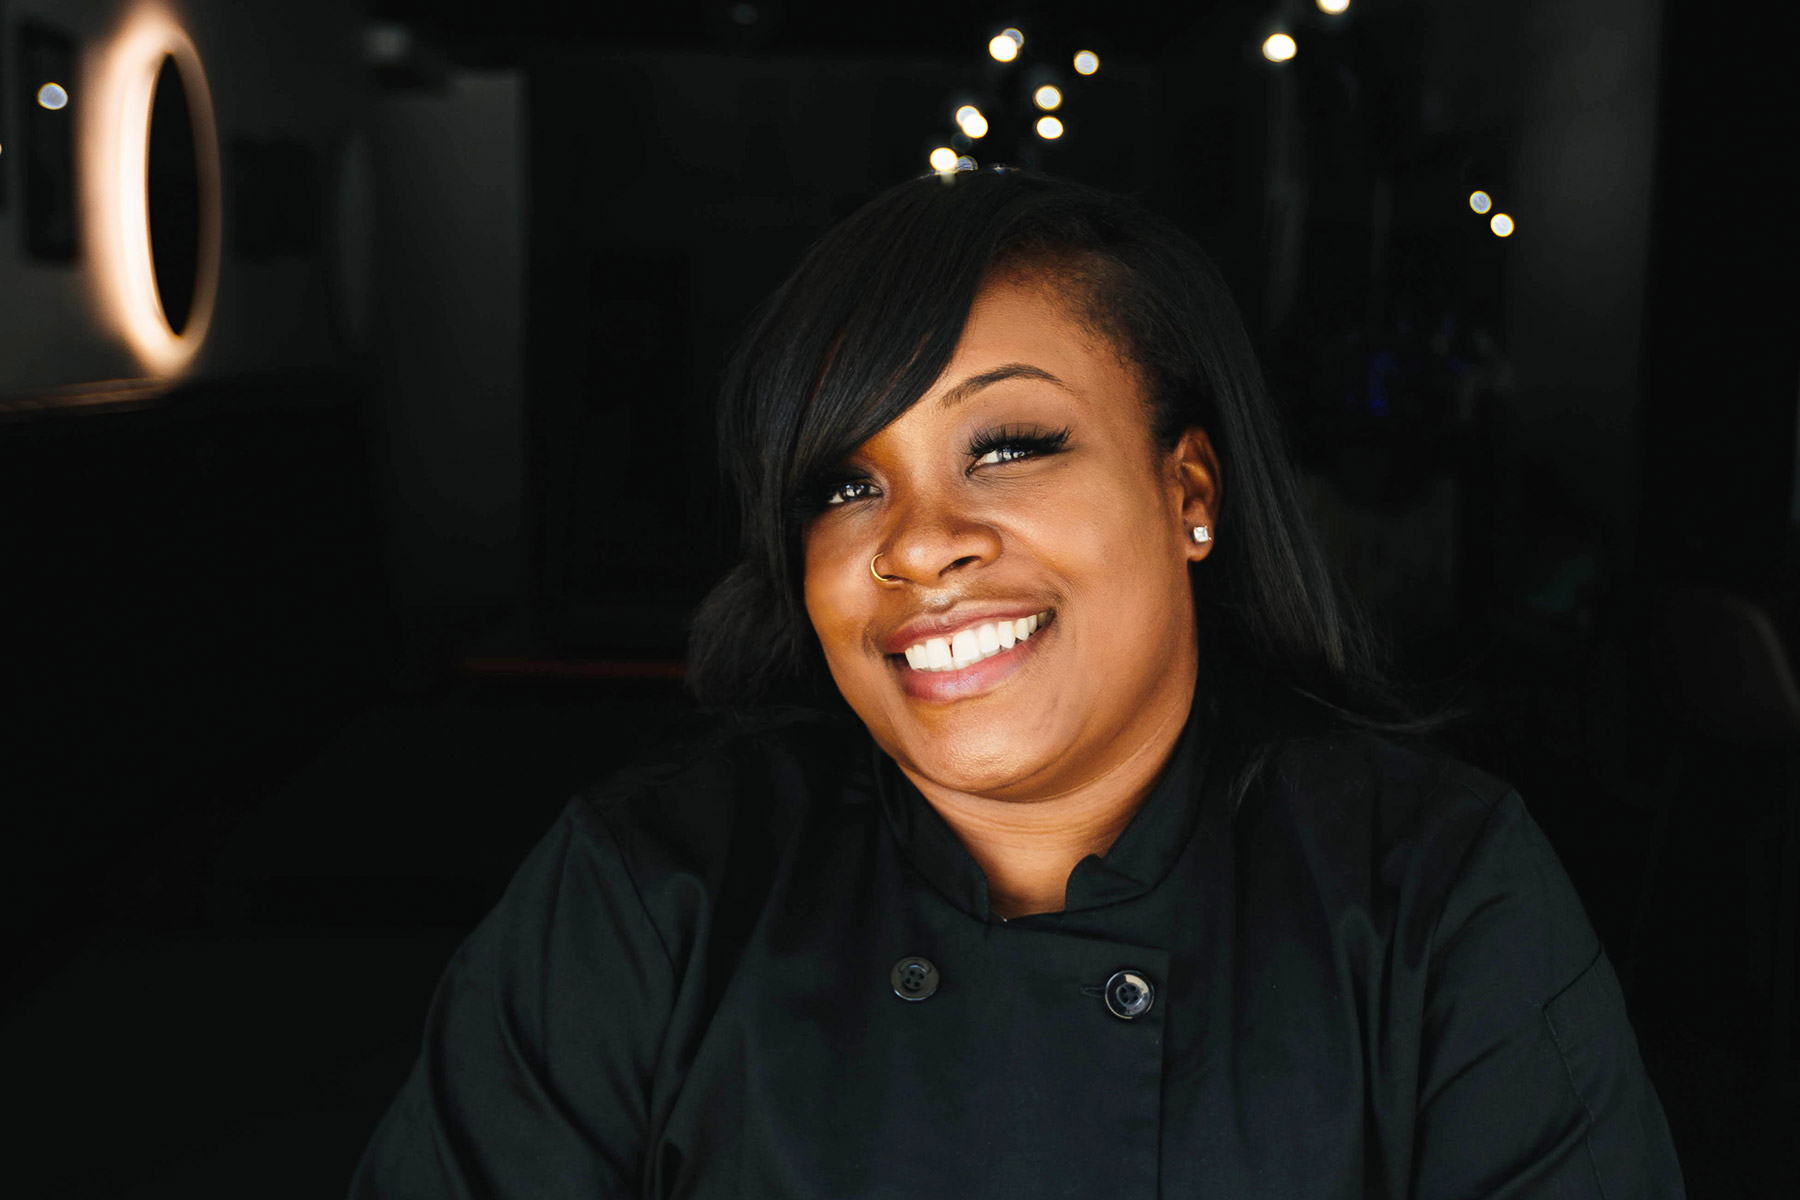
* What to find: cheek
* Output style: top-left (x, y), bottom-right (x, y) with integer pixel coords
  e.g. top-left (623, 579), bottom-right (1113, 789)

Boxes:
top-left (1026, 466), bottom-right (1186, 626)
top-left (802, 540), bottom-right (869, 670)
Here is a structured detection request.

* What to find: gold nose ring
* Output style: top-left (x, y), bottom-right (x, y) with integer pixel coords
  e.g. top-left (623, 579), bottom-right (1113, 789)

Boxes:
top-left (871, 554), bottom-right (899, 584)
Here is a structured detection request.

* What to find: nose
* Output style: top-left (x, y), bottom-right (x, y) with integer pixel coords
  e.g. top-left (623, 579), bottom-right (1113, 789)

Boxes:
top-left (875, 491), bottom-right (1001, 586)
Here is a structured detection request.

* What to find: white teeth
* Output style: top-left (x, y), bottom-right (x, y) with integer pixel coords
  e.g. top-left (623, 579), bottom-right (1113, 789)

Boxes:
top-left (899, 611), bottom-right (1051, 672)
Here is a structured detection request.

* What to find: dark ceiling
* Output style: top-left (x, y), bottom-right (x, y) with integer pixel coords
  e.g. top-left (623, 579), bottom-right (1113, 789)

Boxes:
top-left (366, 0), bottom-right (1276, 64)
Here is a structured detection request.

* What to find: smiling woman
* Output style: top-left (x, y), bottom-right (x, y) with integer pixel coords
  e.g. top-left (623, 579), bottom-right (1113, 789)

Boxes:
top-left (354, 170), bottom-right (1686, 1198)
top-left (691, 168), bottom-right (1453, 811)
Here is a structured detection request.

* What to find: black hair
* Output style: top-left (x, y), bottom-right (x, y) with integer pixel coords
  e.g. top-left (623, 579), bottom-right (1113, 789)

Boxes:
top-left (686, 168), bottom-right (1469, 803)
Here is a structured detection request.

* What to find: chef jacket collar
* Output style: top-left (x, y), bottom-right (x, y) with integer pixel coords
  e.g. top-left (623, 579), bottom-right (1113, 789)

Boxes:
top-left (869, 658), bottom-right (1221, 925)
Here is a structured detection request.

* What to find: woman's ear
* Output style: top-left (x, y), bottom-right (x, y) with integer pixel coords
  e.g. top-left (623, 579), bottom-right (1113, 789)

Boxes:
top-left (1170, 427), bottom-right (1221, 562)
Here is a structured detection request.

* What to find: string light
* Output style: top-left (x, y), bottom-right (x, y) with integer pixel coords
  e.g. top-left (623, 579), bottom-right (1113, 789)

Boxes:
top-left (1035, 115), bottom-right (1064, 140)
top-left (38, 82), bottom-right (69, 109)
top-left (929, 146), bottom-right (957, 172)
top-left (1469, 191), bottom-right (1492, 214)
top-left (954, 105), bottom-right (989, 138)
top-left (1490, 213), bottom-right (1515, 237)
top-left (1317, 0), bottom-right (1351, 13)
top-left (988, 28), bottom-right (1023, 63)
top-left (1073, 50), bottom-right (1099, 75)
top-left (1262, 34), bottom-right (1297, 63)
top-left (1034, 85), bottom-right (1062, 111)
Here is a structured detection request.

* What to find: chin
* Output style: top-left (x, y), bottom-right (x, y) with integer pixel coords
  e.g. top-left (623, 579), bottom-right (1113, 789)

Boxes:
top-left (887, 705), bottom-right (1064, 796)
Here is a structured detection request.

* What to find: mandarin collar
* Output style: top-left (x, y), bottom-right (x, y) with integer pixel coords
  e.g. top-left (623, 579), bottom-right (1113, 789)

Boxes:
top-left (870, 661), bottom-right (1221, 925)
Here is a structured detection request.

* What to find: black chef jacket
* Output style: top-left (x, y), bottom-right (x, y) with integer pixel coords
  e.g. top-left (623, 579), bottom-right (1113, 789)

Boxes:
top-left (351, 666), bottom-right (1686, 1199)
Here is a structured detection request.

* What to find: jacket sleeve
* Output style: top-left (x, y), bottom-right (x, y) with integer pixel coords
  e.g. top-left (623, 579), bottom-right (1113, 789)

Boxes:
top-left (348, 797), bottom-right (676, 1199)
top-left (1410, 790), bottom-right (1687, 1199)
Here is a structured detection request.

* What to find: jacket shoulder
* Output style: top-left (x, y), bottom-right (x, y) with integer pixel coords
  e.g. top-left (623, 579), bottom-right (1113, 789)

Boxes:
top-left (1260, 727), bottom-right (1514, 849)
top-left (1242, 728), bottom-right (1525, 950)
top-left (567, 703), bottom-right (866, 899)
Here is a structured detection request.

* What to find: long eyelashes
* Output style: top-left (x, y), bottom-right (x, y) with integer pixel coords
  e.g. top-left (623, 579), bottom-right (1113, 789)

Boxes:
top-left (966, 424), bottom-right (1072, 466)
top-left (807, 423), bottom-right (1073, 510)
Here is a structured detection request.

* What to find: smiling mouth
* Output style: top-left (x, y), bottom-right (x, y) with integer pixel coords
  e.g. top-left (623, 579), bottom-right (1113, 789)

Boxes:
top-left (894, 610), bottom-right (1054, 673)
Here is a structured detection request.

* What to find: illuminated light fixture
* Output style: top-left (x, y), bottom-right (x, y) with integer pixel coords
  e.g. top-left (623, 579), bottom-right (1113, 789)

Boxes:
top-left (1490, 213), bottom-right (1515, 237)
top-left (989, 28), bottom-right (1023, 62)
top-left (38, 82), bottom-right (70, 109)
top-left (1262, 34), bottom-right (1297, 63)
top-left (83, 6), bottom-right (222, 377)
top-left (955, 105), bottom-right (989, 138)
top-left (1035, 115), bottom-right (1064, 140)
top-left (1317, 0), bottom-right (1351, 14)
top-left (929, 146), bottom-right (958, 172)
top-left (1469, 190), bottom-right (1492, 214)
top-left (1073, 50), bottom-right (1099, 76)
top-left (954, 155), bottom-right (977, 172)
top-left (1034, 85), bottom-right (1062, 111)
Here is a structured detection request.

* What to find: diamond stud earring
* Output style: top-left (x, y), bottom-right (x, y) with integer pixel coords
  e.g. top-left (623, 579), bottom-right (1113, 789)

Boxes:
top-left (1192, 526), bottom-right (1211, 544)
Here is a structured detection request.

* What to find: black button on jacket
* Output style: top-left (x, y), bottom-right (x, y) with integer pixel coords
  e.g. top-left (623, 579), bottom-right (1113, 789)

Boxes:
top-left (351, 673), bottom-right (1686, 1198)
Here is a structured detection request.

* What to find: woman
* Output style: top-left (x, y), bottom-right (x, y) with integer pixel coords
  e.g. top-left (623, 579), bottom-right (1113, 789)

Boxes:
top-left (352, 169), bottom-right (1685, 1197)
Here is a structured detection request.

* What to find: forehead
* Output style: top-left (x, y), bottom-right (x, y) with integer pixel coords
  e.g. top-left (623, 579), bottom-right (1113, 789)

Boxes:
top-left (927, 269), bottom-right (1146, 409)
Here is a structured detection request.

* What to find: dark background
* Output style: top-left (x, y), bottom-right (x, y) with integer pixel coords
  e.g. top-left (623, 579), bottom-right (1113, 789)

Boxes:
top-left (2, 0), bottom-right (1797, 1193)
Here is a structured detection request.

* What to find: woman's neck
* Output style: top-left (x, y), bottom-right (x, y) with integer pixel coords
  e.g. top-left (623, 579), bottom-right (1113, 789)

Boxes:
top-left (900, 679), bottom-right (1196, 921)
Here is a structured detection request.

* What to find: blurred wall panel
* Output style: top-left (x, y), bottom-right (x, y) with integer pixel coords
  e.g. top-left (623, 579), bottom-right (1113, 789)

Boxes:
top-left (368, 70), bottom-right (527, 683)
top-left (1502, 0), bottom-right (1661, 561)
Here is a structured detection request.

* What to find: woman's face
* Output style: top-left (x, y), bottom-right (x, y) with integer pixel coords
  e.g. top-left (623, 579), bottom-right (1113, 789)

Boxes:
top-left (802, 268), bottom-right (1220, 801)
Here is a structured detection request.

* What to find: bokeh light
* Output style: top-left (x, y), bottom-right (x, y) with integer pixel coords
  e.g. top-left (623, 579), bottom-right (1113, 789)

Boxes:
top-left (1317, 0), bottom-right (1351, 14)
top-left (1035, 115), bottom-right (1064, 140)
top-left (988, 29), bottom-right (1023, 62)
top-left (38, 82), bottom-right (69, 110)
top-left (1469, 190), bottom-right (1492, 214)
top-left (954, 105), bottom-right (989, 138)
top-left (1073, 50), bottom-right (1099, 75)
top-left (929, 146), bottom-right (957, 172)
top-left (955, 155), bottom-right (977, 172)
top-left (1490, 213), bottom-right (1515, 237)
top-left (1262, 34), bottom-right (1297, 63)
top-left (1034, 85), bottom-right (1063, 111)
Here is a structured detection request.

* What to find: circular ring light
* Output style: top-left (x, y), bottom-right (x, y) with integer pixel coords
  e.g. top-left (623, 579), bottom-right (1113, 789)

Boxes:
top-left (85, 9), bottom-right (221, 377)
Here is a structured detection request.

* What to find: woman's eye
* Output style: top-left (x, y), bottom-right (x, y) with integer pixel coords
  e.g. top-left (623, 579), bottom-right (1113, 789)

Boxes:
top-left (968, 426), bottom-right (1072, 469)
top-left (824, 479), bottom-right (876, 506)
top-left (973, 444), bottom-right (1034, 466)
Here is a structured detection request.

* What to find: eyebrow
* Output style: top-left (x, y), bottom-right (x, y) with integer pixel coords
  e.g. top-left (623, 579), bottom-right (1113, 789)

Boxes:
top-left (937, 362), bottom-right (1073, 409)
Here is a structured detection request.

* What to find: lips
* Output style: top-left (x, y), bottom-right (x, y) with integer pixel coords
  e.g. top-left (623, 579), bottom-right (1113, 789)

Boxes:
top-left (876, 606), bottom-right (1058, 703)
